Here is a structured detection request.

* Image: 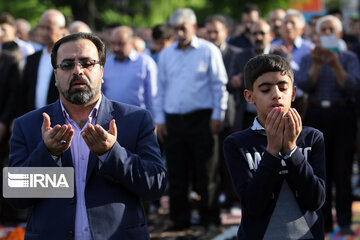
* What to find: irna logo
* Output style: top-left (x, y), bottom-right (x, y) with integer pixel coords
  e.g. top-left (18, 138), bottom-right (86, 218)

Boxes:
top-left (3, 167), bottom-right (74, 198)
top-left (7, 172), bottom-right (69, 188)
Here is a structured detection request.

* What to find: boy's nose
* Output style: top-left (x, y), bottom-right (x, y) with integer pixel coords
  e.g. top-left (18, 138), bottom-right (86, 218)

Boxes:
top-left (272, 87), bottom-right (281, 99)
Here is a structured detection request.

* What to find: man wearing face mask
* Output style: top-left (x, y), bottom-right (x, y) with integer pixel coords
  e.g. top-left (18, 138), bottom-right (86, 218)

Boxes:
top-left (155, 8), bottom-right (228, 230)
top-left (298, 15), bottom-right (360, 236)
top-left (102, 26), bottom-right (157, 116)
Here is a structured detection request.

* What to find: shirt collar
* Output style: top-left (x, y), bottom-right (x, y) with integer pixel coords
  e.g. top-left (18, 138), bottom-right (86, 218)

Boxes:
top-left (293, 36), bottom-right (303, 49)
top-left (60, 94), bottom-right (102, 123)
top-left (42, 47), bottom-right (51, 56)
top-left (251, 117), bottom-right (266, 135)
top-left (263, 45), bottom-right (271, 54)
top-left (176, 35), bottom-right (199, 49)
top-left (128, 49), bottom-right (138, 61)
top-left (220, 42), bottom-right (227, 52)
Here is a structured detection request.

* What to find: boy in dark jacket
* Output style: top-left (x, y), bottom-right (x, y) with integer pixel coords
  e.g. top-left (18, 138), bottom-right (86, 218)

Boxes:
top-left (223, 54), bottom-right (326, 239)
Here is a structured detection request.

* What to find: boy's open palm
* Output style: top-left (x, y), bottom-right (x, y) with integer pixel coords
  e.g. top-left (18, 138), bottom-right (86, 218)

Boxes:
top-left (283, 108), bottom-right (302, 155)
top-left (265, 107), bottom-right (284, 156)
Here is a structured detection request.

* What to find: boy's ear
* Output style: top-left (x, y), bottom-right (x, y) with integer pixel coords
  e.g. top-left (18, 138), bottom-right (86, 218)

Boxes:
top-left (291, 85), bottom-right (297, 102)
top-left (244, 89), bottom-right (255, 104)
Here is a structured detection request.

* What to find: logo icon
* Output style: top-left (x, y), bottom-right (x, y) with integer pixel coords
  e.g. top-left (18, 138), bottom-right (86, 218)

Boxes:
top-left (3, 167), bottom-right (74, 198)
top-left (7, 172), bottom-right (30, 188)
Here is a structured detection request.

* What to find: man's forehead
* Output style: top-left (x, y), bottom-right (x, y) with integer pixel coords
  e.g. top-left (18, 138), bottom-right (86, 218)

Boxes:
top-left (173, 21), bottom-right (193, 28)
top-left (57, 39), bottom-right (98, 59)
top-left (285, 15), bottom-right (299, 23)
top-left (321, 20), bottom-right (334, 27)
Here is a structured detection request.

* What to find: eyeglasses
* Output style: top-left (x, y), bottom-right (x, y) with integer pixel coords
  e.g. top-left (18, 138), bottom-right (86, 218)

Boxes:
top-left (251, 31), bottom-right (267, 36)
top-left (55, 59), bottom-right (101, 71)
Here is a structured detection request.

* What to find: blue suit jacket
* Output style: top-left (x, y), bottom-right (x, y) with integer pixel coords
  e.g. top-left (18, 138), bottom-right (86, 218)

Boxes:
top-left (7, 96), bottom-right (167, 240)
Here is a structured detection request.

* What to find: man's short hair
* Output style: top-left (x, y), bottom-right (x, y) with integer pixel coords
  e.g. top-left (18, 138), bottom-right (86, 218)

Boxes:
top-left (112, 26), bottom-right (134, 41)
top-left (152, 24), bottom-right (173, 40)
top-left (242, 4), bottom-right (260, 15)
top-left (168, 8), bottom-right (197, 26)
top-left (315, 15), bottom-right (343, 34)
top-left (284, 9), bottom-right (306, 29)
top-left (0, 13), bottom-right (15, 26)
top-left (244, 54), bottom-right (294, 90)
top-left (204, 14), bottom-right (228, 29)
top-left (51, 32), bottom-right (106, 69)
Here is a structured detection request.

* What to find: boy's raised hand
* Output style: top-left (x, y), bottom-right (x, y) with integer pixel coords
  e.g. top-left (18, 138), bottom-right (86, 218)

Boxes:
top-left (283, 108), bottom-right (302, 155)
top-left (265, 107), bottom-right (285, 157)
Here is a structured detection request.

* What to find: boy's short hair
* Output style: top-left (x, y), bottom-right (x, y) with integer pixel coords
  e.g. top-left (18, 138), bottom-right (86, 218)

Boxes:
top-left (244, 54), bottom-right (294, 90)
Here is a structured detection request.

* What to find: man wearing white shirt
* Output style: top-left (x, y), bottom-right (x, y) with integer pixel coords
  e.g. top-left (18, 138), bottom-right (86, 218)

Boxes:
top-left (155, 8), bottom-right (228, 230)
top-left (22, 9), bottom-right (66, 114)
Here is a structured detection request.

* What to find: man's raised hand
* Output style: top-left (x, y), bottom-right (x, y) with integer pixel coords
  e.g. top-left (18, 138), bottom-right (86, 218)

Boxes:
top-left (41, 112), bottom-right (74, 157)
top-left (82, 119), bottom-right (117, 156)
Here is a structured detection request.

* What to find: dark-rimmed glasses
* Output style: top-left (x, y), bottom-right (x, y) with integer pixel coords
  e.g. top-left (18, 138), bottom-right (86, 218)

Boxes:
top-left (55, 59), bottom-right (100, 71)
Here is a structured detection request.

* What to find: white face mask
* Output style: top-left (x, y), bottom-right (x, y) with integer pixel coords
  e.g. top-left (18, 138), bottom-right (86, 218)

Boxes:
top-left (320, 34), bottom-right (339, 53)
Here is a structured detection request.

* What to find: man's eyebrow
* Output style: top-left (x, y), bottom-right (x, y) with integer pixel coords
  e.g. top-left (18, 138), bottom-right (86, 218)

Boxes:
top-left (61, 57), bottom-right (92, 62)
top-left (257, 80), bottom-right (289, 88)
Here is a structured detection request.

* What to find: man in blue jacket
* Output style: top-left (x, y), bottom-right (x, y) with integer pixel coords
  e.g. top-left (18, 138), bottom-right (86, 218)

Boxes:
top-left (6, 32), bottom-right (167, 240)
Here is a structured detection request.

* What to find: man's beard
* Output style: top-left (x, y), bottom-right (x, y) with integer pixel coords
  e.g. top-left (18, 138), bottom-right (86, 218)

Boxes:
top-left (253, 40), bottom-right (265, 53)
top-left (114, 51), bottom-right (126, 61)
top-left (60, 75), bottom-right (95, 105)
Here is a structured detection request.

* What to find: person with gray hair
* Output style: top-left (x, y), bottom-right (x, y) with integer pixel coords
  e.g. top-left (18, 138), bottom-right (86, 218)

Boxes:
top-left (69, 20), bottom-right (92, 34)
top-left (15, 18), bottom-right (31, 42)
top-left (155, 7), bottom-right (228, 230)
top-left (297, 14), bottom-right (360, 235)
top-left (21, 9), bottom-right (67, 114)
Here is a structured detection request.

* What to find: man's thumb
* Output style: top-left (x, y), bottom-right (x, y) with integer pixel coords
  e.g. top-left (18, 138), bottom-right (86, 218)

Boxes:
top-left (108, 119), bottom-right (117, 136)
top-left (42, 112), bottom-right (51, 131)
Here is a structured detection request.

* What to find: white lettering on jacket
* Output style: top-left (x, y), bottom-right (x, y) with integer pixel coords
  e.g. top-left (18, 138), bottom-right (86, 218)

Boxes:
top-left (245, 147), bottom-right (312, 170)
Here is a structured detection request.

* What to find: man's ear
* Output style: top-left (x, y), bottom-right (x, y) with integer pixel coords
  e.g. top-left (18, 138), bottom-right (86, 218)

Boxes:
top-left (291, 85), bottom-right (297, 102)
top-left (244, 89), bottom-right (255, 104)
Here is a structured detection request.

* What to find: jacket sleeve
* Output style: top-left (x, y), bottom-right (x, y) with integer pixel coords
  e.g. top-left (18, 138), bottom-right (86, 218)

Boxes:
top-left (6, 117), bottom-right (58, 209)
top-left (223, 135), bottom-right (283, 217)
top-left (98, 110), bottom-right (167, 201)
top-left (285, 131), bottom-right (326, 211)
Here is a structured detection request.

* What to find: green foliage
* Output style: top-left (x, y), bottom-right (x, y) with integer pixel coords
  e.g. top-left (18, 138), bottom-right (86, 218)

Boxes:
top-left (0, 0), bottom-right (72, 28)
top-left (325, 0), bottom-right (341, 9)
top-left (0, 0), bottom-right (50, 27)
top-left (100, 9), bottom-right (133, 26)
top-left (1, 0), bottom-right (313, 30)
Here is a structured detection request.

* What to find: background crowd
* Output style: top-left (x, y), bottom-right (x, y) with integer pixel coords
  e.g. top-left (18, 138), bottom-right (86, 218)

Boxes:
top-left (1, 2), bottom-right (360, 238)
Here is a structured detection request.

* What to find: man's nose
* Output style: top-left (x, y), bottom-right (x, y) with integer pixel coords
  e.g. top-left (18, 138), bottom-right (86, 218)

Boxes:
top-left (72, 62), bottom-right (84, 75)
